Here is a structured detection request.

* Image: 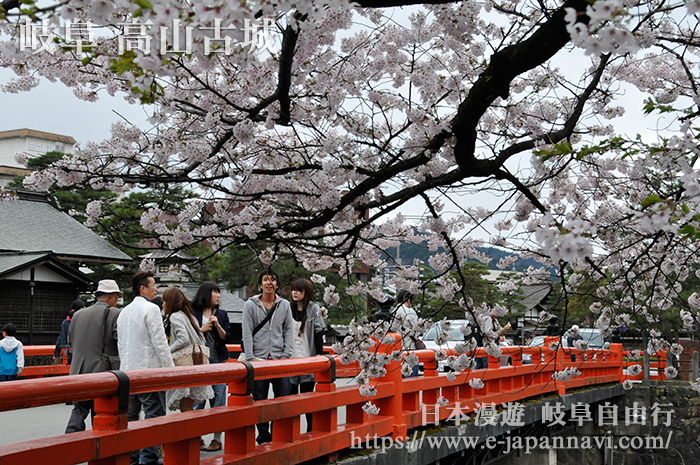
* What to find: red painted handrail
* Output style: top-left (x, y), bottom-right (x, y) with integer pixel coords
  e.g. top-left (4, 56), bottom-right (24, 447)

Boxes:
top-left (1, 338), bottom-right (628, 465)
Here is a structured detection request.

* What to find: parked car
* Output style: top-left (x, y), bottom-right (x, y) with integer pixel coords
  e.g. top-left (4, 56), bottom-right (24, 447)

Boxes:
top-left (421, 319), bottom-right (472, 372)
top-left (421, 319), bottom-right (514, 371)
top-left (562, 328), bottom-right (608, 349)
top-left (522, 336), bottom-right (545, 364)
top-left (523, 329), bottom-right (609, 364)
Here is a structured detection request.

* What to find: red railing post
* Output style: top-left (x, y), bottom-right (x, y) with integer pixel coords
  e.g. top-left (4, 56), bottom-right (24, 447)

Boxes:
top-left (92, 372), bottom-right (129, 432)
top-left (225, 364), bottom-right (256, 455)
top-left (92, 396), bottom-right (129, 431)
top-left (543, 336), bottom-right (565, 395)
top-left (313, 355), bottom-right (338, 432)
top-left (610, 343), bottom-right (624, 383)
top-left (375, 333), bottom-right (406, 441)
top-left (421, 350), bottom-right (439, 408)
top-left (91, 372), bottom-right (130, 465)
top-left (163, 438), bottom-right (199, 465)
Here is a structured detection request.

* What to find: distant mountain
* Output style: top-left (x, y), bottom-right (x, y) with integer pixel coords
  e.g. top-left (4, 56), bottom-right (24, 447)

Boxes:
top-left (384, 239), bottom-right (547, 273)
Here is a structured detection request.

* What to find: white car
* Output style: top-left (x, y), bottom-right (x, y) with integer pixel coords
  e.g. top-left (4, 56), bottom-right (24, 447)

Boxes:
top-left (522, 329), bottom-right (609, 364)
top-left (522, 335), bottom-right (545, 364)
top-left (562, 328), bottom-right (607, 349)
top-left (421, 319), bottom-right (473, 372)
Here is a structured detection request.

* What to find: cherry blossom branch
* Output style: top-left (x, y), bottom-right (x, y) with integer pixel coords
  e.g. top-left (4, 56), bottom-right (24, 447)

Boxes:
top-left (451, 0), bottom-right (591, 170)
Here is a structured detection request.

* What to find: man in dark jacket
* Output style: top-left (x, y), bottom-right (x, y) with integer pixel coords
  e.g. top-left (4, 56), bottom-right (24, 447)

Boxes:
top-left (65, 280), bottom-right (122, 433)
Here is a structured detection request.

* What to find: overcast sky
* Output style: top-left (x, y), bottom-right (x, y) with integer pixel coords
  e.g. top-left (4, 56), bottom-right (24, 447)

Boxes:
top-left (0, 69), bottom-right (150, 145)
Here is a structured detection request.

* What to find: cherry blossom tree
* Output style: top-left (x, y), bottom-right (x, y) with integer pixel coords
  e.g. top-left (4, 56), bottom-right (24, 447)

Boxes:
top-left (3, 0), bottom-right (700, 394)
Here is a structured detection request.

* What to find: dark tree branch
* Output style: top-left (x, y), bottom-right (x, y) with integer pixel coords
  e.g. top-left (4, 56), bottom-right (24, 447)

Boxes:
top-left (451, 0), bottom-right (591, 173)
top-left (1, 0), bottom-right (19, 12)
top-left (249, 23), bottom-right (300, 124)
top-left (493, 53), bottom-right (611, 166)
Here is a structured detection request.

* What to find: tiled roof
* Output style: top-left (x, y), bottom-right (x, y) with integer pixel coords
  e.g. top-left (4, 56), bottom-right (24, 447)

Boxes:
top-left (0, 252), bottom-right (49, 276)
top-left (142, 250), bottom-right (199, 261)
top-left (518, 282), bottom-right (553, 310)
top-left (0, 192), bottom-right (132, 263)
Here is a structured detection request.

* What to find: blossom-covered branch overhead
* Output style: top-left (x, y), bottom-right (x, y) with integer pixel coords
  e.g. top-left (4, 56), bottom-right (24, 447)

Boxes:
top-left (3, 0), bottom-right (700, 390)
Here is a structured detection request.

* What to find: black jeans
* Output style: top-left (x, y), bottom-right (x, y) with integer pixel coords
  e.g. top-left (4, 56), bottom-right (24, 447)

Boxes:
top-left (253, 377), bottom-right (290, 444)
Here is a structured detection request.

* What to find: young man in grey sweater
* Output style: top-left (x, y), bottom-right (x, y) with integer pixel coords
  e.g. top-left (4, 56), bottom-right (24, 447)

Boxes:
top-left (241, 268), bottom-right (294, 444)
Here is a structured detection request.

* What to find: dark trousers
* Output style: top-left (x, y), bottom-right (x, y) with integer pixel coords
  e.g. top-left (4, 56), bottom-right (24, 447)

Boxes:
top-left (65, 400), bottom-right (95, 433)
top-left (290, 381), bottom-right (315, 432)
top-left (127, 392), bottom-right (165, 465)
top-left (475, 357), bottom-right (489, 369)
top-left (253, 377), bottom-right (290, 444)
top-left (0, 374), bottom-right (18, 381)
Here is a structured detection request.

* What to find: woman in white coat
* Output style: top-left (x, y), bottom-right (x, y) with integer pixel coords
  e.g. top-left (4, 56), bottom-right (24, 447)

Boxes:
top-left (163, 287), bottom-right (214, 412)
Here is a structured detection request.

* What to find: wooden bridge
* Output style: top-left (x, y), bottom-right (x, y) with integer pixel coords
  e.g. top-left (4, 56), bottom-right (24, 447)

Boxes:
top-left (0, 337), bottom-right (657, 465)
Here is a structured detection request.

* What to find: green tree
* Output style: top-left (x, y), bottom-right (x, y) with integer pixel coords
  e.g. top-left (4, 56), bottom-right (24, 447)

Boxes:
top-left (8, 151), bottom-right (116, 219)
top-left (420, 262), bottom-right (501, 320)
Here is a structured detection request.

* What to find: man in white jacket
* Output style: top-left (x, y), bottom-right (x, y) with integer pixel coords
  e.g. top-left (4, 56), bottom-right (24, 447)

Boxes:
top-left (117, 272), bottom-right (174, 465)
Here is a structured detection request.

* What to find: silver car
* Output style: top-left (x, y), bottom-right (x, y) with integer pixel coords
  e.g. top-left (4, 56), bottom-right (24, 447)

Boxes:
top-left (421, 319), bottom-right (472, 372)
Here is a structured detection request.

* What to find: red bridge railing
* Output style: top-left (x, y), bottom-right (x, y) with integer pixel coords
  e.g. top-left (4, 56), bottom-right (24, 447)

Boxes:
top-left (2, 337), bottom-right (629, 465)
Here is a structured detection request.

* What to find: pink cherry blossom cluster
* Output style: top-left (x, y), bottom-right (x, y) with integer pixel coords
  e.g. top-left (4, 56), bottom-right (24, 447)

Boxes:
top-left (4, 0), bottom-right (700, 403)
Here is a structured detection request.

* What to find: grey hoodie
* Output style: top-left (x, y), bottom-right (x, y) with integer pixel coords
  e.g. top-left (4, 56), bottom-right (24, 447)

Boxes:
top-left (242, 295), bottom-right (294, 361)
top-left (0, 336), bottom-right (24, 372)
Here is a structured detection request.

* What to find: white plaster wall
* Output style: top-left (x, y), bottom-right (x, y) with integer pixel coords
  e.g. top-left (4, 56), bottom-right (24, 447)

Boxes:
top-left (0, 136), bottom-right (74, 168)
top-left (6, 265), bottom-right (73, 283)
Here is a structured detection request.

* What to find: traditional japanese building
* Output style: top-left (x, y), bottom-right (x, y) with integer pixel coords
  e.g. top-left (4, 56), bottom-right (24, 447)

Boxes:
top-left (0, 191), bottom-right (132, 344)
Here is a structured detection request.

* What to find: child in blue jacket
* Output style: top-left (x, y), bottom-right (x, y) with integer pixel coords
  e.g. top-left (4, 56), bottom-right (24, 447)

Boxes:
top-left (0, 323), bottom-right (24, 381)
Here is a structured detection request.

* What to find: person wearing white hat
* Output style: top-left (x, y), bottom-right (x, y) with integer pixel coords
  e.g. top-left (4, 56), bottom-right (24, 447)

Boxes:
top-left (64, 279), bottom-right (123, 433)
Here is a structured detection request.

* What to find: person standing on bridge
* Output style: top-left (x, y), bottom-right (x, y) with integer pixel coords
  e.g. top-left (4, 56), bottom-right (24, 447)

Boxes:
top-left (475, 308), bottom-right (511, 369)
top-left (54, 299), bottom-right (85, 365)
top-left (64, 280), bottom-right (122, 433)
top-left (191, 281), bottom-right (231, 452)
top-left (394, 290), bottom-right (422, 377)
top-left (242, 267), bottom-right (294, 444)
top-left (567, 325), bottom-right (584, 362)
top-left (163, 287), bottom-right (214, 413)
top-left (289, 278), bottom-right (326, 433)
top-left (118, 272), bottom-right (174, 465)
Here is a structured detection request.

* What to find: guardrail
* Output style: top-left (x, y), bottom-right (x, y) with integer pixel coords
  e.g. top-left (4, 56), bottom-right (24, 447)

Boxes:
top-left (21, 343), bottom-right (364, 379)
top-left (0, 335), bottom-right (629, 465)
